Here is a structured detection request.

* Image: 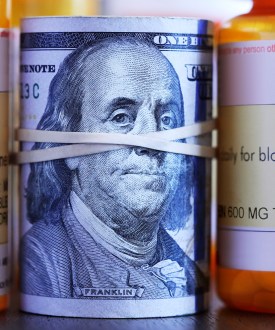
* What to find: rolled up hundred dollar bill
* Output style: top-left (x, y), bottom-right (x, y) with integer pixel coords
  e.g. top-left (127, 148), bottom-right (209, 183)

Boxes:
top-left (19, 17), bottom-right (214, 318)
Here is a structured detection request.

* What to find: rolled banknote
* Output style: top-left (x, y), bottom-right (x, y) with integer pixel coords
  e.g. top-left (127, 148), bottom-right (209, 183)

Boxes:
top-left (19, 17), bottom-right (214, 318)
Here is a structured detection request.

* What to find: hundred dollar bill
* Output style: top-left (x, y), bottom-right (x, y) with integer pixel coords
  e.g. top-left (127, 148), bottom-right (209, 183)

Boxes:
top-left (19, 17), bottom-right (214, 318)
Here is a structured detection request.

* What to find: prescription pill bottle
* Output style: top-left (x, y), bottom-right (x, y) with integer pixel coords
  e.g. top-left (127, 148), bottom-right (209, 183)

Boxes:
top-left (218, 0), bottom-right (275, 313)
top-left (0, 0), bottom-right (10, 311)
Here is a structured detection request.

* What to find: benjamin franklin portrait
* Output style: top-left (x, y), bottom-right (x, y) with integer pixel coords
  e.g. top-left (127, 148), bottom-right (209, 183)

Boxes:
top-left (20, 36), bottom-right (206, 299)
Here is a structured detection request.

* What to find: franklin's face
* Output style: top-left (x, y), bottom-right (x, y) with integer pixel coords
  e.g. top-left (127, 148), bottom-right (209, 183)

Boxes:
top-left (69, 43), bottom-right (184, 233)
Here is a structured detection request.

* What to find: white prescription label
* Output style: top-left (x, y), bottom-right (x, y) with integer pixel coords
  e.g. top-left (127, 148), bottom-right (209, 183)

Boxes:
top-left (218, 41), bottom-right (275, 271)
top-left (0, 244), bottom-right (9, 295)
top-left (219, 40), bottom-right (275, 106)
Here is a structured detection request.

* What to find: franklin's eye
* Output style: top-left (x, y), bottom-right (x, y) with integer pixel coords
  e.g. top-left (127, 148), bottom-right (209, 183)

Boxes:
top-left (109, 109), bottom-right (134, 128)
top-left (160, 112), bottom-right (178, 130)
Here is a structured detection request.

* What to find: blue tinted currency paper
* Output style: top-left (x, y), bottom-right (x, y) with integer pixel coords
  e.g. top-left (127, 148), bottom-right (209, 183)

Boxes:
top-left (19, 17), bottom-right (213, 318)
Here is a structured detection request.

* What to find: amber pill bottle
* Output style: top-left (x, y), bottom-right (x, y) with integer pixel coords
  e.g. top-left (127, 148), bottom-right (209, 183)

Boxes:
top-left (217, 0), bottom-right (275, 313)
top-left (10, 0), bottom-right (99, 26)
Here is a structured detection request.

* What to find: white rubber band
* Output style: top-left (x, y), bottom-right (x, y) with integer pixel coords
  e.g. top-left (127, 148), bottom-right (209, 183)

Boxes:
top-left (16, 119), bottom-right (217, 164)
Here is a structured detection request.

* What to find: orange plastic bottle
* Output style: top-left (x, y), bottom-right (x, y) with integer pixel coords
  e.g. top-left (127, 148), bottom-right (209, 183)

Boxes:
top-left (11, 0), bottom-right (100, 27)
top-left (218, 0), bottom-right (275, 313)
top-left (0, 0), bottom-right (10, 311)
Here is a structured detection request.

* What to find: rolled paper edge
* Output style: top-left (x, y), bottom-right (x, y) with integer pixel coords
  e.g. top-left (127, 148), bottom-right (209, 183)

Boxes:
top-left (20, 292), bottom-right (209, 318)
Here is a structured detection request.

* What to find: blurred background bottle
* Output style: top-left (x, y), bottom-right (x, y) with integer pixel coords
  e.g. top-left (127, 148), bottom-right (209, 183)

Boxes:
top-left (218, 0), bottom-right (275, 313)
top-left (0, 0), bottom-right (10, 311)
top-left (0, 0), bottom-right (9, 27)
top-left (11, 0), bottom-right (99, 26)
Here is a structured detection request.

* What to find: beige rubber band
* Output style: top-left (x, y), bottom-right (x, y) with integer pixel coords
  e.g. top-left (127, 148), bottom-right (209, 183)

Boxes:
top-left (16, 119), bottom-right (217, 164)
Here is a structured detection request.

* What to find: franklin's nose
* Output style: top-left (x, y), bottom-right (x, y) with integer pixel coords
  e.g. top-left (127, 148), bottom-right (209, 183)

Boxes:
top-left (134, 146), bottom-right (160, 157)
top-left (131, 102), bottom-right (160, 156)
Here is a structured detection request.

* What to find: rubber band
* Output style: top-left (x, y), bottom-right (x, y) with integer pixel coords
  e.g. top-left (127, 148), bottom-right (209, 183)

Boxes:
top-left (15, 119), bottom-right (217, 164)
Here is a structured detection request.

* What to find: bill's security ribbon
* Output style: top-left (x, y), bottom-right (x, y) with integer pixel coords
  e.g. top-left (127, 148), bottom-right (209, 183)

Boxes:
top-left (15, 119), bottom-right (217, 164)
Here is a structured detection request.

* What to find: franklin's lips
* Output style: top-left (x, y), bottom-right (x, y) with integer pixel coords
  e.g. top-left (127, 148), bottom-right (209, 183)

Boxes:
top-left (121, 169), bottom-right (166, 176)
top-left (120, 171), bottom-right (167, 191)
top-left (112, 165), bottom-right (169, 192)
